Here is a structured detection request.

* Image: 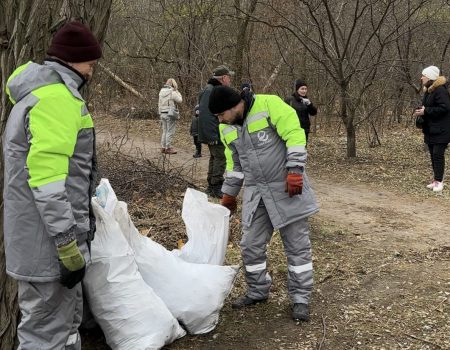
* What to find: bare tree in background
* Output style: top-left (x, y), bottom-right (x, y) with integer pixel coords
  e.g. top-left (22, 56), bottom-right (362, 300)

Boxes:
top-left (0, 1), bottom-right (112, 348)
top-left (100, 0), bottom-right (263, 110)
top-left (77, 0), bottom-right (450, 140)
top-left (253, 0), bottom-right (431, 157)
top-left (234, 0), bottom-right (258, 84)
top-left (103, 0), bottom-right (230, 108)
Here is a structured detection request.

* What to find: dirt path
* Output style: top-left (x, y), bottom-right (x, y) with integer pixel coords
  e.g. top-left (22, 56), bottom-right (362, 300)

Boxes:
top-left (313, 179), bottom-right (450, 252)
top-left (97, 129), bottom-right (450, 253)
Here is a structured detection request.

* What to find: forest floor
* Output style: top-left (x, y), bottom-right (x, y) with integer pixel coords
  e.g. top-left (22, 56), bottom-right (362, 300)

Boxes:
top-left (82, 112), bottom-right (449, 350)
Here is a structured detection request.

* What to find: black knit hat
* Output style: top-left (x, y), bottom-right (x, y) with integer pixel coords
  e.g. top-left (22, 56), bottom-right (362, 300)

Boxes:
top-left (295, 79), bottom-right (307, 91)
top-left (47, 21), bottom-right (102, 63)
top-left (208, 86), bottom-right (242, 114)
top-left (240, 82), bottom-right (252, 91)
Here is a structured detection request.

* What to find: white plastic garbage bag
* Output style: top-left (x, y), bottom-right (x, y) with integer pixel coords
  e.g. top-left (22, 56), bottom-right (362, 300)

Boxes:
top-left (84, 199), bottom-right (186, 350)
top-left (95, 178), bottom-right (117, 215)
top-left (174, 188), bottom-right (230, 265)
top-left (114, 201), bottom-right (238, 334)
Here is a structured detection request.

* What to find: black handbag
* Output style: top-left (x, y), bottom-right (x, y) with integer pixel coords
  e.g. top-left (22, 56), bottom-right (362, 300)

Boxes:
top-left (415, 115), bottom-right (425, 129)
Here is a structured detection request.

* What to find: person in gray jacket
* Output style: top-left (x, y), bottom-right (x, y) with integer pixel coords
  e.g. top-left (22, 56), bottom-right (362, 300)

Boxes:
top-left (209, 86), bottom-right (319, 322)
top-left (198, 65), bottom-right (234, 198)
top-left (3, 21), bottom-right (101, 349)
top-left (158, 78), bottom-right (183, 154)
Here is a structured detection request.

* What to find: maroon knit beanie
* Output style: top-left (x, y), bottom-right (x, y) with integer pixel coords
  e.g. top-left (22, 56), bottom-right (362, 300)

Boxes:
top-left (47, 21), bottom-right (102, 62)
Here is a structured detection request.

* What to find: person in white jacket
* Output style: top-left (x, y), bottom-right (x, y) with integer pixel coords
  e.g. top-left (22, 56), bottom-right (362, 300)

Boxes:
top-left (158, 78), bottom-right (182, 154)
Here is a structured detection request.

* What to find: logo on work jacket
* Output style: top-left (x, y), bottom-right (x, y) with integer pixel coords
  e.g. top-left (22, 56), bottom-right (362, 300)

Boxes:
top-left (257, 131), bottom-right (271, 146)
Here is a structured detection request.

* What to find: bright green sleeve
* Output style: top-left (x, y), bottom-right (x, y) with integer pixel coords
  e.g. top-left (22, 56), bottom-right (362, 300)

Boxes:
top-left (27, 84), bottom-right (81, 188)
top-left (220, 123), bottom-right (244, 197)
top-left (266, 95), bottom-right (306, 148)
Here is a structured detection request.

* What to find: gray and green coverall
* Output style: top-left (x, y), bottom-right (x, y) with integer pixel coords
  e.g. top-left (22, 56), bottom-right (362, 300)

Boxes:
top-left (220, 94), bottom-right (319, 304)
top-left (3, 60), bottom-right (96, 349)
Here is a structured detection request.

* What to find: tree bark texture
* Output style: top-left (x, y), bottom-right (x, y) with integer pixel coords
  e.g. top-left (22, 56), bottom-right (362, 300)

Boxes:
top-left (346, 120), bottom-right (357, 158)
top-left (0, 1), bottom-right (111, 349)
top-left (233, 0), bottom-right (258, 85)
top-left (338, 86), bottom-right (357, 158)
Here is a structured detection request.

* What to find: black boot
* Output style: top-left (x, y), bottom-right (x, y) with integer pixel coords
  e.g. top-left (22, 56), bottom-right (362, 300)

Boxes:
top-left (292, 303), bottom-right (310, 322)
top-left (231, 295), bottom-right (267, 309)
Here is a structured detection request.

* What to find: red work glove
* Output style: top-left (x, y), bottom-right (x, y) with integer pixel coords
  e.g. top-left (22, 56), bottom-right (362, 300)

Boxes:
top-left (285, 173), bottom-right (303, 197)
top-left (221, 194), bottom-right (237, 214)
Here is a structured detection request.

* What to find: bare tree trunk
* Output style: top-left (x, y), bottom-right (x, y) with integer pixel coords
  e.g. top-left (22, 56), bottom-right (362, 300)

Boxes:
top-left (0, 1), bottom-right (111, 349)
top-left (339, 87), bottom-right (357, 158)
top-left (393, 86), bottom-right (405, 124)
top-left (233, 0), bottom-right (258, 84)
top-left (345, 119), bottom-right (357, 158)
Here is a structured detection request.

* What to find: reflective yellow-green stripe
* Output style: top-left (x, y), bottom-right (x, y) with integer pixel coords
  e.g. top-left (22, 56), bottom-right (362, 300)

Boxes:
top-left (223, 128), bottom-right (238, 144)
top-left (247, 116), bottom-right (269, 133)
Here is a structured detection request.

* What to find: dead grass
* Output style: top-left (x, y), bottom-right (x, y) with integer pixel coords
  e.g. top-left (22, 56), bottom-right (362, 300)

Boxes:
top-left (308, 128), bottom-right (450, 200)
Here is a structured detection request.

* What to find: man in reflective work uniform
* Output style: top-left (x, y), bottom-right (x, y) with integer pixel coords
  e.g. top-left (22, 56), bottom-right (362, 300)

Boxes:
top-left (3, 21), bottom-right (101, 349)
top-left (209, 86), bottom-right (319, 321)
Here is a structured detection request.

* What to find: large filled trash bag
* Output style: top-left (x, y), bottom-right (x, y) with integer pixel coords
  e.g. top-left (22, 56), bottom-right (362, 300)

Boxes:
top-left (173, 188), bottom-right (230, 265)
top-left (84, 199), bottom-right (186, 350)
top-left (114, 201), bottom-right (238, 334)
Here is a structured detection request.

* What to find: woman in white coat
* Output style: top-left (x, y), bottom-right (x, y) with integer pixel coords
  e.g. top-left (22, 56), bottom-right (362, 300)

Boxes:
top-left (158, 78), bottom-right (182, 154)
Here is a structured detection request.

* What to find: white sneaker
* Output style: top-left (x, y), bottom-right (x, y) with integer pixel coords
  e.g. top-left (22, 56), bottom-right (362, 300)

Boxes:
top-left (426, 181), bottom-right (436, 189)
top-left (433, 181), bottom-right (444, 192)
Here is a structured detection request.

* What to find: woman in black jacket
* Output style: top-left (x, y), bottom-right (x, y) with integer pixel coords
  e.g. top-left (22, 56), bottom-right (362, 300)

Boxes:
top-left (414, 65), bottom-right (450, 192)
top-left (285, 79), bottom-right (318, 143)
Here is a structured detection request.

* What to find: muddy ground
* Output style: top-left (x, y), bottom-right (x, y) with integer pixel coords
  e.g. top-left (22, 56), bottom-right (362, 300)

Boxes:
top-left (82, 114), bottom-right (449, 350)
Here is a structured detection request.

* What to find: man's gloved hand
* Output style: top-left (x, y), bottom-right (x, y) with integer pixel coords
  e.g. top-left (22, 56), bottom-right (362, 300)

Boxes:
top-left (302, 98), bottom-right (311, 106)
top-left (285, 173), bottom-right (303, 197)
top-left (57, 240), bottom-right (86, 289)
top-left (221, 194), bottom-right (237, 214)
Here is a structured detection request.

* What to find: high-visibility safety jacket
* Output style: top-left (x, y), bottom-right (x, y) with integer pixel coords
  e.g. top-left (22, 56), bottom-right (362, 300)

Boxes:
top-left (220, 95), bottom-right (318, 229)
top-left (3, 60), bottom-right (97, 282)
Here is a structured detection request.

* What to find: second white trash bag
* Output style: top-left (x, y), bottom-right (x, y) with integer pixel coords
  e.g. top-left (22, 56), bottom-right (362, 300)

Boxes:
top-left (114, 201), bottom-right (238, 334)
top-left (84, 199), bottom-right (186, 350)
top-left (174, 188), bottom-right (230, 265)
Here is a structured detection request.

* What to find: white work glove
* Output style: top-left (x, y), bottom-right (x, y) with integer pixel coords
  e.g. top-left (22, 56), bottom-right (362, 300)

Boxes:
top-left (302, 98), bottom-right (311, 106)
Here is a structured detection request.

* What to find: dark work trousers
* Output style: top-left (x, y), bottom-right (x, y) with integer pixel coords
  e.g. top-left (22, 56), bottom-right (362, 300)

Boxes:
top-left (193, 136), bottom-right (202, 155)
top-left (428, 143), bottom-right (448, 182)
top-left (207, 143), bottom-right (226, 187)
